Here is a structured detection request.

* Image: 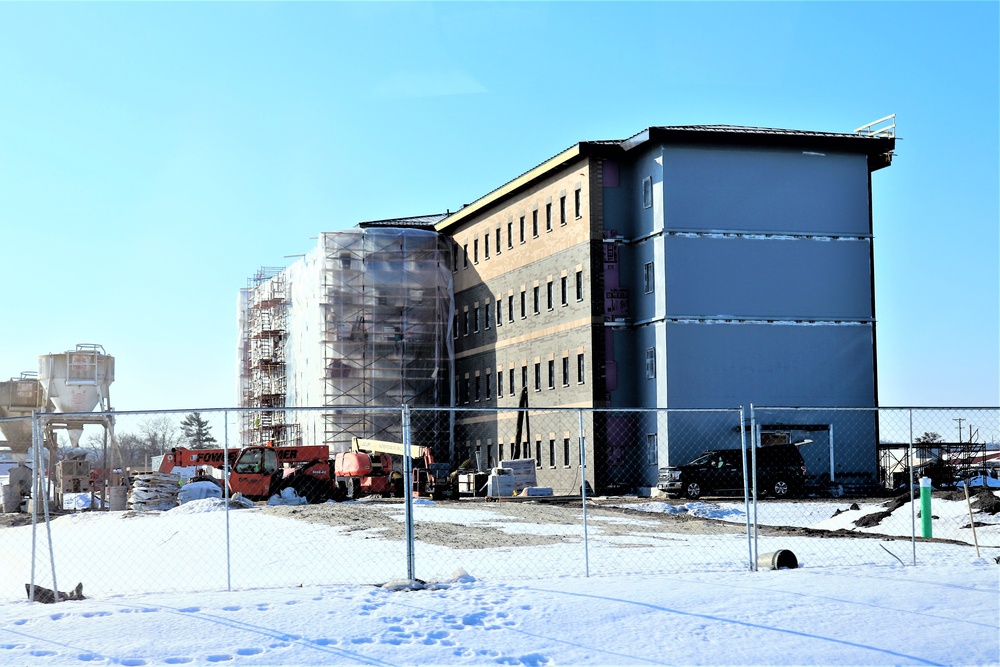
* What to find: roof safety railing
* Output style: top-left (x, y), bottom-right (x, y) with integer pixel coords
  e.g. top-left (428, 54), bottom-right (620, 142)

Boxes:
top-left (854, 114), bottom-right (896, 138)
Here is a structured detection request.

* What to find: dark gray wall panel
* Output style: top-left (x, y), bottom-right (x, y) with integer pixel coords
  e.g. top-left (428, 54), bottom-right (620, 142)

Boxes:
top-left (664, 236), bottom-right (873, 318)
top-left (665, 322), bottom-right (875, 409)
top-left (663, 147), bottom-right (870, 234)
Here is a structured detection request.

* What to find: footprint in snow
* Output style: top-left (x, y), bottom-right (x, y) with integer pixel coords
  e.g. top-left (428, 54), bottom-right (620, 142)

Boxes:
top-left (206, 654), bottom-right (233, 662)
top-left (82, 611), bottom-right (111, 618)
top-left (178, 607), bottom-right (200, 613)
top-left (29, 649), bottom-right (57, 657)
top-left (221, 606), bottom-right (240, 612)
top-left (236, 648), bottom-right (263, 656)
top-left (119, 659), bottom-right (146, 666)
top-left (76, 653), bottom-right (101, 661)
top-left (312, 638), bottom-right (338, 647)
top-left (1, 644), bottom-right (25, 650)
top-left (163, 658), bottom-right (193, 664)
top-left (350, 637), bottom-right (375, 645)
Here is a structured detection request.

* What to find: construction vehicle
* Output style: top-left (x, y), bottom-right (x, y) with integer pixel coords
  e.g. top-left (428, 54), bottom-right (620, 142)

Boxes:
top-left (159, 438), bottom-right (451, 503)
top-left (159, 443), bottom-right (390, 503)
top-left (349, 438), bottom-right (455, 500)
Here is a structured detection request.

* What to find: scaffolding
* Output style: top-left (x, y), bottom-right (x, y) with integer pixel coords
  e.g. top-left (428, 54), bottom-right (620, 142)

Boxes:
top-left (241, 267), bottom-right (300, 448)
top-left (320, 228), bottom-right (452, 452)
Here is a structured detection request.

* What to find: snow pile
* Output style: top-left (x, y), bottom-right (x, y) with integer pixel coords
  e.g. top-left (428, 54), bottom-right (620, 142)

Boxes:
top-left (267, 487), bottom-right (308, 506)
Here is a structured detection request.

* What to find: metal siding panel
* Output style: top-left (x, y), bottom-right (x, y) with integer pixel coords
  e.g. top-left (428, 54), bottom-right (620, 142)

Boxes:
top-left (664, 322), bottom-right (875, 409)
top-left (664, 236), bottom-right (872, 318)
top-left (663, 147), bottom-right (870, 234)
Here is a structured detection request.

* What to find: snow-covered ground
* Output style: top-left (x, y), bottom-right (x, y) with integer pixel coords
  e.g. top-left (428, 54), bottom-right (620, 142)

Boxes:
top-left (1, 495), bottom-right (998, 665)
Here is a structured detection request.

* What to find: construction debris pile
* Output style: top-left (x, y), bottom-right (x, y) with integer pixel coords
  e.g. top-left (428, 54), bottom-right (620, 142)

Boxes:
top-left (128, 472), bottom-right (180, 511)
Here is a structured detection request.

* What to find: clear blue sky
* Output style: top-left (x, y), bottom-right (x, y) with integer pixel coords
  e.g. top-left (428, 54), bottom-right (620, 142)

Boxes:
top-left (1, 2), bottom-right (996, 412)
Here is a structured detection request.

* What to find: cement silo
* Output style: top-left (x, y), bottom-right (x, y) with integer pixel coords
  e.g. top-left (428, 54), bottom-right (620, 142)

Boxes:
top-left (0, 373), bottom-right (46, 461)
top-left (38, 344), bottom-right (114, 448)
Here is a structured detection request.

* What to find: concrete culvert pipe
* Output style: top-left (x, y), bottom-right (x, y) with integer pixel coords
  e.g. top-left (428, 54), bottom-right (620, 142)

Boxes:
top-left (758, 549), bottom-right (798, 570)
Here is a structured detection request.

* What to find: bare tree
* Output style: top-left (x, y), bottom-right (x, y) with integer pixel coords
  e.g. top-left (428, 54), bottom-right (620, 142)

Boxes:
top-left (139, 416), bottom-right (181, 457)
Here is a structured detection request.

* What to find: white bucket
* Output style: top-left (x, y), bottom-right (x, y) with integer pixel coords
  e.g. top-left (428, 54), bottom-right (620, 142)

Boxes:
top-left (109, 485), bottom-right (128, 511)
top-left (1, 484), bottom-right (19, 513)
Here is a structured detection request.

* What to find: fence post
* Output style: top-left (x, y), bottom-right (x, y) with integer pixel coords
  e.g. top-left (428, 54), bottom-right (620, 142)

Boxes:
top-left (579, 408), bottom-right (589, 578)
top-left (749, 404), bottom-right (759, 571)
top-left (739, 407), bottom-right (753, 571)
top-left (402, 404), bottom-right (416, 581)
top-left (908, 408), bottom-right (916, 565)
top-left (224, 410), bottom-right (232, 592)
top-left (829, 423), bottom-right (836, 483)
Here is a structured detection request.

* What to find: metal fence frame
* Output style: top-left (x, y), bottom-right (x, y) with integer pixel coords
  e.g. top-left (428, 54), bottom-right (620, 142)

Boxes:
top-left (5, 404), bottom-right (996, 600)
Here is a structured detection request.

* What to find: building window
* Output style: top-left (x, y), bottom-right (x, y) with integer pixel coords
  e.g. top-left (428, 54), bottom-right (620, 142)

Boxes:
top-left (520, 290), bottom-right (526, 319)
top-left (548, 439), bottom-right (556, 467)
top-left (562, 356), bottom-right (569, 386)
top-left (499, 442), bottom-right (504, 462)
top-left (545, 203), bottom-right (552, 232)
top-left (464, 378), bottom-right (471, 405)
top-left (508, 294), bottom-right (514, 323)
top-left (485, 371), bottom-right (491, 400)
top-left (463, 311), bottom-right (470, 336)
top-left (532, 209), bottom-right (539, 238)
top-left (563, 437), bottom-right (571, 467)
top-left (559, 196), bottom-right (566, 226)
top-left (645, 347), bottom-right (656, 379)
top-left (497, 371), bottom-right (503, 398)
top-left (508, 221), bottom-right (514, 249)
top-left (574, 188), bottom-right (582, 218)
top-left (532, 286), bottom-right (539, 314)
top-left (463, 244), bottom-right (468, 268)
top-left (547, 360), bottom-right (555, 389)
top-left (496, 298), bottom-right (503, 326)
top-left (473, 239), bottom-right (479, 264)
top-left (576, 270), bottom-right (583, 301)
top-left (453, 315), bottom-right (458, 339)
top-left (535, 439), bottom-right (542, 467)
top-left (647, 434), bottom-right (657, 465)
top-left (473, 306), bottom-right (480, 332)
top-left (509, 368), bottom-right (515, 396)
top-left (519, 216), bottom-right (525, 244)
top-left (534, 362), bottom-right (541, 392)
top-left (496, 228), bottom-right (501, 255)
top-left (561, 276), bottom-right (568, 306)
top-left (522, 365), bottom-right (528, 391)
top-left (484, 303), bottom-right (491, 330)
top-left (474, 375), bottom-right (481, 402)
top-left (577, 353), bottom-right (585, 384)
top-left (451, 245), bottom-right (458, 272)
top-left (546, 281), bottom-right (553, 310)
top-left (644, 261), bottom-right (654, 294)
top-left (642, 176), bottom-right (652, 209)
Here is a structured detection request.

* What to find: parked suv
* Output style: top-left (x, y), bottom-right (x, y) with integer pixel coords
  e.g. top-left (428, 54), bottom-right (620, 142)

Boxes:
top-left (657, 444), bottom-right (807, 500)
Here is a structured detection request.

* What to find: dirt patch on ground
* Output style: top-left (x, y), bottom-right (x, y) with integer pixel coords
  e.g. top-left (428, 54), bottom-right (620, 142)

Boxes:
top-left (258, 497), bottom-right (744, 550)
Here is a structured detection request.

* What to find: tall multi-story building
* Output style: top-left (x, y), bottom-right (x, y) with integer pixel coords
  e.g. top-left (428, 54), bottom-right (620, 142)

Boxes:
top-left (437, 123), bottom-right (895, 492)
top-left (239, 221), bottom-right (453, 455)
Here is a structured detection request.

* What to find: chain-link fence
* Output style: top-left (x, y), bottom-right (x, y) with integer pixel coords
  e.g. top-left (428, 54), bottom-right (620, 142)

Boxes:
top-left (2, 406), bottom-right (997, 602)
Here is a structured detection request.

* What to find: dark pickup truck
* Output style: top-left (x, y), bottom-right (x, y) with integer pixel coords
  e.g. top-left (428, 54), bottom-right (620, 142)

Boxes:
top-left (658, 443), bottom-right (808, 500)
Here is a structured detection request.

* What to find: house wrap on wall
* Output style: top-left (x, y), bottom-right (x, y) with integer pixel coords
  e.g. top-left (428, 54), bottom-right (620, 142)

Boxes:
top-left (437, 123), bottom-right (895, 492)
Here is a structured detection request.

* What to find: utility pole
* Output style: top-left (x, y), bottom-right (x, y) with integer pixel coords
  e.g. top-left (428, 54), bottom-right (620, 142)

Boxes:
top-left (954, 418), bottom-right (965, 444)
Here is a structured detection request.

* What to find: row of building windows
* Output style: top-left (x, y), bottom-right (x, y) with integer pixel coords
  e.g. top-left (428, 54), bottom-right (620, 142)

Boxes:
top-left (455, 270), bottom-right (585, 338)
top-left (456, 354), bottom-right (586, 404)
top-left (453, 188), bottom-right (583, 272)
top-left (474, 437), bottom-right (578, 469)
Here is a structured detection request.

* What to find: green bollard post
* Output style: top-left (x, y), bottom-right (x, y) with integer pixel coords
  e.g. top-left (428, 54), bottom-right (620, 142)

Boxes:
top-left (920, 476), bottom-right (932, 538)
